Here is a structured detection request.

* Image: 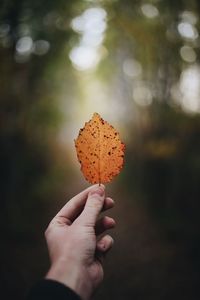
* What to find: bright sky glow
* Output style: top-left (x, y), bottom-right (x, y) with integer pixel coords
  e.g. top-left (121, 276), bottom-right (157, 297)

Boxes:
top-left (81, 32), bottom-right (104, 47)
top-left (70, 7), bottom-right (107, 71)
top-left (69, 46), bottom-right (100, 71)
top-left (71, 8), bottom-right (106, 33)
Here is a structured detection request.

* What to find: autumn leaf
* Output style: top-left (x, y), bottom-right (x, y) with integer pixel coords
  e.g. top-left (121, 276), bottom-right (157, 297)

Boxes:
top-left (74, 113), bottom-right (125, 184)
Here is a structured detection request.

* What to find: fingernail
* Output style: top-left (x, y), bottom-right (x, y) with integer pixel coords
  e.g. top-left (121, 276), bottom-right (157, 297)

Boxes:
top-left (90, 187), bottom-right (105, 196)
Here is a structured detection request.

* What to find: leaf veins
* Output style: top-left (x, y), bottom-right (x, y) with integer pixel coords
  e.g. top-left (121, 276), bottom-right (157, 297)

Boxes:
top-left (74, 113), bottom-right (125, 184)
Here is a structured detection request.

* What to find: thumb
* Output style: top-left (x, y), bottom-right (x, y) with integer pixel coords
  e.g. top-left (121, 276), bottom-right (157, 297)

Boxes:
top-left (76, 186), bottom-right (105, 227)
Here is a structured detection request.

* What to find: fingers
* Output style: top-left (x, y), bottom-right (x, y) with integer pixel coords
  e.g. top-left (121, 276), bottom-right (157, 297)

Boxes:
top-left (95, 216), bottom-right (116, 235)
top-left (102, 197), bottom-right (114, 211)
top-left (96, 235), bottom-right (114, 253)
top-left (76, 186), bottom-right (105, 227)
top-left (55, 184), bottom-right (104, 223)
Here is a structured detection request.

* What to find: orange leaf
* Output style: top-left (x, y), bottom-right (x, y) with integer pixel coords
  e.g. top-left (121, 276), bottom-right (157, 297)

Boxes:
top-left (74, 113), bottom-right (125, 184)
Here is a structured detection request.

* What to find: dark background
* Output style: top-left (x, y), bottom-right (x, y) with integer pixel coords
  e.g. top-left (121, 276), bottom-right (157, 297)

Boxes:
top-left (1, 0), bottom-right (200, 299)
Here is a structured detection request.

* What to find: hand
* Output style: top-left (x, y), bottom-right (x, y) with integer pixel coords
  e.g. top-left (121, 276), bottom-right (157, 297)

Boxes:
top-left (45, 184), bottom-right (115, 300)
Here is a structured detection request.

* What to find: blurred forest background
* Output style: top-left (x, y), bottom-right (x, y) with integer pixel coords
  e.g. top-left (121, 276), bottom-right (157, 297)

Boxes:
top-left (1, 0), bottom-right (200, 299)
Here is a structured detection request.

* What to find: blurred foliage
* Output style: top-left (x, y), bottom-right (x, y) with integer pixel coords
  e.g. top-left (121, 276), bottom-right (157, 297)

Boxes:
top-left (1, 0), bottom-right (200, 299)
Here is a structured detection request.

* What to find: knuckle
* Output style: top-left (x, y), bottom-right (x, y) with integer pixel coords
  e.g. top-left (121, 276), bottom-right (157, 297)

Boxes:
top-left (107, 235), bottom-right (114, 245)
top-left (89, 194), bottom-right (103, 206)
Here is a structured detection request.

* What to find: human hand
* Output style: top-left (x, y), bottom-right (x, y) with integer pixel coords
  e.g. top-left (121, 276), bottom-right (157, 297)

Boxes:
top-left (45, 185), bottom-right (115, 300)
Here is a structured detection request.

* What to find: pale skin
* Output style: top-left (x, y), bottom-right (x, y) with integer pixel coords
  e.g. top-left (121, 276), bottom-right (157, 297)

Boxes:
top-left (45, 184), bottom-right (115, 300)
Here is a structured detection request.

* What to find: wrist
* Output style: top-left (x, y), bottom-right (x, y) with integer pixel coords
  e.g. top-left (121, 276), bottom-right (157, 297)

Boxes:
top-left (45, 259), bottom-right (92, 300)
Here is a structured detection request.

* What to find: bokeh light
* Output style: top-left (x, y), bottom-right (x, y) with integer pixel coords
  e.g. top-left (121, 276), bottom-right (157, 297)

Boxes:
top-left (141, 3), bottom-right (159, 19)
top-left (69, 7), bottom-right (107, 71)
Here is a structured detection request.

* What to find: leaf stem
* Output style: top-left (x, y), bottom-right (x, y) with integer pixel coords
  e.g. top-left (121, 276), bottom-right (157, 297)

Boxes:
top-left (98, 120), bottom-right (101, 185)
